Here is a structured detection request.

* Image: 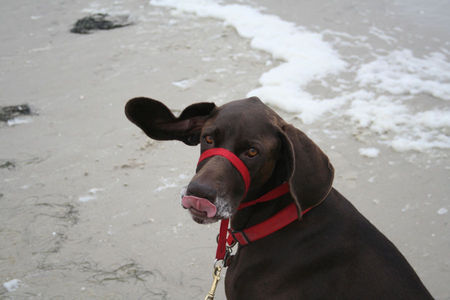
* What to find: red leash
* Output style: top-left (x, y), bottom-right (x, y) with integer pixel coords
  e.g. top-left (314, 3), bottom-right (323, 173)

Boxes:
top-left (215, 218), bottom-right (229, 260)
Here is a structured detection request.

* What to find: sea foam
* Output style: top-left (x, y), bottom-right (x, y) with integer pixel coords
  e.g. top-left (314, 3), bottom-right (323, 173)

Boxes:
top-left (3, 279), bottom-right (20, 292)
top-left (150, 0), bottom-right (347, 124)
top-left (356, 49), bottom-right (450, 100)
top-left (150, 0), bottom-right (450, 152)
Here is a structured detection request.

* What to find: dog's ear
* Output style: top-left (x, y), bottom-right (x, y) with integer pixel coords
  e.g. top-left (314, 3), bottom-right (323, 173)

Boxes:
top-left (125, 97), bottom-right (216, 145)
top-left (279, 124), bottom-right (334, 218)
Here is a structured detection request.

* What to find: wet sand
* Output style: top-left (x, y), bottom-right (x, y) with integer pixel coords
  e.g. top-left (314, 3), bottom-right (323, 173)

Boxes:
top-left (0, 0), bottom-right (449, 299)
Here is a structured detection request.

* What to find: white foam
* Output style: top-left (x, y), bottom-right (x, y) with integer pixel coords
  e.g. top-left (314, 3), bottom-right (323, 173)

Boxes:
top-left (359, 147), bottom-right (380, 158)
top-left (79, 188), bottom-right (104, 202)
top-left (172, 79), bottom-right (196, 90)
top-left (150, 0), bottom-right (347, 124)
top-left (348, 96), bottom-right (450, 151)
top-left (356, 49), bottom-right (450, 100)
top-left (154, 177), bottom-right (178, 192)
top-left (79, 195), bottom-right (96, 202)
top-left (437, 208), bottom-right (448, 215)
top-left (369, 26), bottom-right (396, 45)
top-left (347, 94), bottom-right (409, 134)
top-left (3, 279), bottom-right (20, 292)
top-left (89, 188), bottom-right (104, 194)
top-left (149, 0), bottom-right (450, 152)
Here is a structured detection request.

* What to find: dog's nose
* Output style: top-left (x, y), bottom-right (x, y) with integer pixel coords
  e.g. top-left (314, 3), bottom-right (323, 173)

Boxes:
top-left (186, 181), bottom-right (217, 201)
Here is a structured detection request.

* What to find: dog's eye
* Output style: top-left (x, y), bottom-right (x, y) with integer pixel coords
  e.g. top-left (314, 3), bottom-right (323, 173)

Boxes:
top-left (204, 135), bottom-right (214, 144)
top-left (246, 147), bottom-right (258, 158)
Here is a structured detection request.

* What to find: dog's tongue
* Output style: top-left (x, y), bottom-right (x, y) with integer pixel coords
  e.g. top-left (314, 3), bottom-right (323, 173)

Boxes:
top-left (181, 195), bottom-right (217, 218)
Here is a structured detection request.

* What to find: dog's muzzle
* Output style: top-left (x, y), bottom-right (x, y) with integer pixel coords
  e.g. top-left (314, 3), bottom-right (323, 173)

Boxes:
top-left (181, 148), bottom-right (251, 218)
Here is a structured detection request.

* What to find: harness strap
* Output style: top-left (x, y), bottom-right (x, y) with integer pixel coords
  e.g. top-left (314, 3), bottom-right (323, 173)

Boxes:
top-left (238, 182), bottom-right (290, 210)
top-left (216, 218), bottom-right (229, 260)
top-left (198, 148), bottom-right (251, 195)
top-left (227, 203), bottom-right (314, 246)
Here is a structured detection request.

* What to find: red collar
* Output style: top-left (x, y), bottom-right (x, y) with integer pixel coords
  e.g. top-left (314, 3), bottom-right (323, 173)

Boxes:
top-left (233, 182), bottom-right (316, 243)
top-left (228, 193), bottom-right (314, 246)
top-left (227, 182), bottom-right (295, 246)
top-left (216, 182), bottom-right (314, 261)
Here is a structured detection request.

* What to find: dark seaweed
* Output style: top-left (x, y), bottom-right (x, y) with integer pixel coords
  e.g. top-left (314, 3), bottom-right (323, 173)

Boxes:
top-left (0, 104), bottom-right (31, 122)
top-left (71, 13), bottom-right (132, 34)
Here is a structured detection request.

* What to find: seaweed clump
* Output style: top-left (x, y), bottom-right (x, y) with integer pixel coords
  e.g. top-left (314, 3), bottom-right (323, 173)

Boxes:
top-left (0, 104), bottom-right (31, 122)
top-left (71, 13), bottom-right (132, 34)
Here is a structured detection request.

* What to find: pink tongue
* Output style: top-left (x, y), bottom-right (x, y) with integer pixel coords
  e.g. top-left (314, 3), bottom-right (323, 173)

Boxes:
top-left (182, 195), bottom-right (217, 218)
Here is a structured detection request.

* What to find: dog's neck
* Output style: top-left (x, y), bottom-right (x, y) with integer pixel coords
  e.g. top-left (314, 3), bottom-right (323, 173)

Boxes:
top-left (231, 176), bottom-right (292, 231)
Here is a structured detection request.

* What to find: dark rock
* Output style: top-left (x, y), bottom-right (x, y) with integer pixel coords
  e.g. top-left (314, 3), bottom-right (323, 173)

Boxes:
top-left (70, 13), bottom-right (132, 34)
top-left (0, 104), bottom-right (31, 122)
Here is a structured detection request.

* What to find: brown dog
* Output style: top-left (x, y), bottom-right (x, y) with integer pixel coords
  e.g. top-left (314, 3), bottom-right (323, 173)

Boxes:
top-left (125, 96), bottom-right (432, 299)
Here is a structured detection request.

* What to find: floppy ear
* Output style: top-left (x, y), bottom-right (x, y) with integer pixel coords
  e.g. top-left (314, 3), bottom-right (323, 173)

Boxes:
top-left (125, 97), bottom-right (216, 145)
top-left (279, 124), bottom-right (334, 218)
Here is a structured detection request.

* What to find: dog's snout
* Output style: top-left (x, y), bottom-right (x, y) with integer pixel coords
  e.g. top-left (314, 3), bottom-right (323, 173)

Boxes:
top-left (186, 181), bottom-right (217, 201)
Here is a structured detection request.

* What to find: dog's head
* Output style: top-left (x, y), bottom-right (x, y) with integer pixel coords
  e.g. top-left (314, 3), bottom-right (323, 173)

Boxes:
top-left (125, 97), bottom-right (334, 224)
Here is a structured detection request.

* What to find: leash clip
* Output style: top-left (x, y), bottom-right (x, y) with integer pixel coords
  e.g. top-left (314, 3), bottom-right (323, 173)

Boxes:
top-left (223, 246), bottom-right (234, 267)
top-left (204, 261), bottom-right (223, 300)
top-left (216, 233), bottom-right (235, 267)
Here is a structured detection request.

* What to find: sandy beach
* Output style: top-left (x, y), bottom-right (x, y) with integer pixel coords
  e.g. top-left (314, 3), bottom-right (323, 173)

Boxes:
top-left (1, 0), bottom-right (449, 299)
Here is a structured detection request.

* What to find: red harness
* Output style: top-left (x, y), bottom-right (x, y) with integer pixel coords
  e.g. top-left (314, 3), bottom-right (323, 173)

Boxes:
top-left (198, 148), bottom-right (313, 261)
